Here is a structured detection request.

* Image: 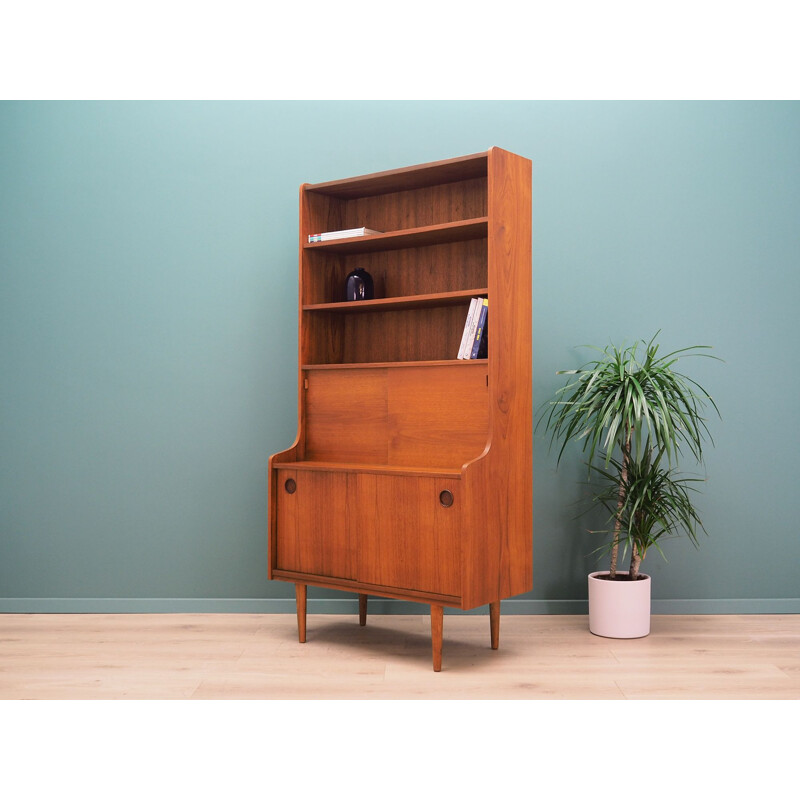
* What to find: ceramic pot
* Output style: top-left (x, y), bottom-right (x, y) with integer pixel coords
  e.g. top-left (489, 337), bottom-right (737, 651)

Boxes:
top-left (588, 571), bottom-right (651, 639)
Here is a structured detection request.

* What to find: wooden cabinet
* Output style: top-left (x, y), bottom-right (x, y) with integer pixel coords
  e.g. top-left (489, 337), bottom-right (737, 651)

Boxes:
top-left (268, 148), bottom-right (532, 670)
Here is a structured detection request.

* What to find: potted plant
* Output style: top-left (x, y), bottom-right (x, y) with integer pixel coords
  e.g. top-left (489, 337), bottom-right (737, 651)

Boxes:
top-left (538, 332), bottom-right (719, 638)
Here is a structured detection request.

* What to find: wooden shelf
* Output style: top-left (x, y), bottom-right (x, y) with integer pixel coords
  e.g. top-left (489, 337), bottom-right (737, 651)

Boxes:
top-left (303, 288), bottom-right (488, 314)
top-left (301, 359), bottom-right (488, 371)
top-left (305, 152), bottom-right (488, 199)
top-left (304, 217), bottom-right (488, 255)
top-left (273, 461), bottom-right (463, 479)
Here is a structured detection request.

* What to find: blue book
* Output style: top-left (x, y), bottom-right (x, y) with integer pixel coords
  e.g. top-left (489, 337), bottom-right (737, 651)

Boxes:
top-left (457, 298), bottom-right (480, 359)
top-left (469, 299), bottom-right (488, 359)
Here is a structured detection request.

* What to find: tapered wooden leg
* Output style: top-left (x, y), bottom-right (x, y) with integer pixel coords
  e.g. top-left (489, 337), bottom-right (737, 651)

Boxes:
top-left (490, 601), bottom-right (500, 650)
top-left (295, 583), bottom-right (307, 643)
top-left (358, 594), bottom-right (367, 626)
top-left (431, 605), bottom-right (443, 672)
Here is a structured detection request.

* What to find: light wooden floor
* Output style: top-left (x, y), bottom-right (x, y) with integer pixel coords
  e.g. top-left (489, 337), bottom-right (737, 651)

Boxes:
top-left (1, 612), bottom-right (798, 699)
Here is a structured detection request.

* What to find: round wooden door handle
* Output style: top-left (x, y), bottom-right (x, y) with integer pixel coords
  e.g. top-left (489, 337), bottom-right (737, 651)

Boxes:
top-left (284, 478), bottom-right (297, 494)
top-left (439, 490), bottom-right (454, 508)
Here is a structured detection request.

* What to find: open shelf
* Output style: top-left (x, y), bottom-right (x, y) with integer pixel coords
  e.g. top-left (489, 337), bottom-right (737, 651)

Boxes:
top-left (273, 460), bottom-right (463, 479)
top-left (303, 288), bottom-right (488, 314)
top-left (304, 217), bottom-right (488, 255)
top-left (301, 359), bottom-right (488, 371)
top-left (305, 152), bottom-right (488, 199)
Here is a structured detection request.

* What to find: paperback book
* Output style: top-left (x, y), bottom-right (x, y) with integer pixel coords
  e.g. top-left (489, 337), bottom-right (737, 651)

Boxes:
top-left (469, 299), bottom-right (488, 359)
top-left (457, 297), bottom-right (488, 359)
top-left (308, 227), bottom-right (382, 243)
top-left (457, 298), bottom-right (480, 359)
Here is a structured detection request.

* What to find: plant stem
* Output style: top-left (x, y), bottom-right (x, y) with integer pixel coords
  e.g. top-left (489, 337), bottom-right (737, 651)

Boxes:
top-left (630, 541), bottom-right (641, 580)
top-left (609, 429), bottom-right (631, 579)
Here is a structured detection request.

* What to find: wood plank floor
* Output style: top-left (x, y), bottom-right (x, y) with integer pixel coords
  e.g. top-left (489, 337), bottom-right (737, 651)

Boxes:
top-left (1, 612), bottom-right (798, 699)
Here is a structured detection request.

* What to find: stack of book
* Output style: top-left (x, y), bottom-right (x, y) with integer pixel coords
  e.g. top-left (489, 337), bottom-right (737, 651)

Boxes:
top-left (308, 227), bottom-right (382, 243)
top-left (457, 297), bottom-right (488, 359)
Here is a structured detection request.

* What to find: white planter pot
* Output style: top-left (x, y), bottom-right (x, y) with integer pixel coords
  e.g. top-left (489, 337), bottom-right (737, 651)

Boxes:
top-left (588, 571), bottom-right (651, 639)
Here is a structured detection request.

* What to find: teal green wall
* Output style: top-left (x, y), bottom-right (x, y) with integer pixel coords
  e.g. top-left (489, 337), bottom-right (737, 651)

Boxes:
top-left (1, 101), bottom-right (798, 613)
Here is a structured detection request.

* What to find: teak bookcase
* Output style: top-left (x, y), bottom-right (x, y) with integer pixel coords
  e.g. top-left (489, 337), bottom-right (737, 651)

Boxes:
top-left (268, 148), bottom-right (532, 671)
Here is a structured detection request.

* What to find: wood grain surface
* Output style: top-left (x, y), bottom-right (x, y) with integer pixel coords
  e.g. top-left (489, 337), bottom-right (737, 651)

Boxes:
top-left (1, 613), bottom-right (798, 699)
top-left (270, 149), bottom-right (533, 669)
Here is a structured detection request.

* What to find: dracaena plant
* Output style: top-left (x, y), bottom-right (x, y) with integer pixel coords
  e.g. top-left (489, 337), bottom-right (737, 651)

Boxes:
top-left (588, 446), bottom-right (707, 579)
top-left (539, 332), bottom-right (719, 579)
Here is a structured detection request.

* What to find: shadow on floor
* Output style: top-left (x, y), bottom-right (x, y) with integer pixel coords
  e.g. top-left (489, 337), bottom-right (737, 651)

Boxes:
top-left (278, 617), bottom-right (511, 670)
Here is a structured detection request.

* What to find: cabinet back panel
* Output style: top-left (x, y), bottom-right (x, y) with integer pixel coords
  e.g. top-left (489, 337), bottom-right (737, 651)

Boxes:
top-left (303, 192), bottom-right (346, 240)
top-left (302, 252), bottom-right (350, 305)
top-left (303, 240), bottom-right (487, 306)
top-left (301, 312), bottom-right (345, 365)
top-left (341, 305), bottom-right (468, 363)
top-left (348, 240), bottom-right (487, 300)
top-left (343, 177), bottom-right (487, 231)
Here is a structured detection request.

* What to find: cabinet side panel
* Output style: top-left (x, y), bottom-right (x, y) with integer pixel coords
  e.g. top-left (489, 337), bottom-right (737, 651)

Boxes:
top-left (462, 148), bottom-right (532, 608)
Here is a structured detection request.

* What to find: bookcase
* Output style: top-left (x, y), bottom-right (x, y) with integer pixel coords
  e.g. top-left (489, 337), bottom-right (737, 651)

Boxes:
top-left (268, 148), bottom-right (532, 671)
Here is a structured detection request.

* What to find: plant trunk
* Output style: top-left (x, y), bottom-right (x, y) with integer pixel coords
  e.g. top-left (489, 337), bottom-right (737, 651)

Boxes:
top-left (609, 429), bottom-right (632, 579)
top-left (629, 541), bottom-right (641, 580)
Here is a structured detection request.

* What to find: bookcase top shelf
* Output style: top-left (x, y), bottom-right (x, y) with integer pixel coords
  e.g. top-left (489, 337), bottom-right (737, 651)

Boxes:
top-left (303, 288), bottom-right (488, 314)
top-left (305, 151), bottom-right (489, 199)
top-left (304, 217), bottom-right (488, 255)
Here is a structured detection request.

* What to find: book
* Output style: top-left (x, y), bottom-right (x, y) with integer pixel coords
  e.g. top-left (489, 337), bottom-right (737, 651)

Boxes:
top-left (469, 298), bottom-right (489, 359)
top-left (459, 297), bottom-right (484, 360)
top-left (308, 227), bottom-right (382, 243)
top-left (457, 298), bottom-right (479, 359)
top-left (476, 316), bottom-right (488, 359)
